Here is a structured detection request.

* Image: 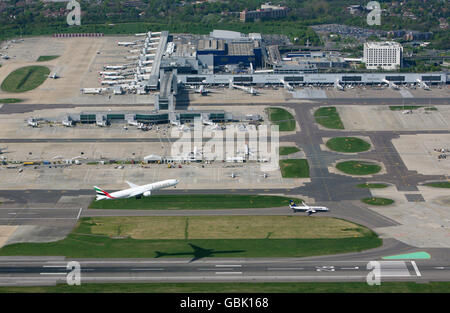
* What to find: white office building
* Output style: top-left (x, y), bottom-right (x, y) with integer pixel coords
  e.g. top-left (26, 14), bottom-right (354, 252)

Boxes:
top-left (363, 42), bottom-right (403, 70)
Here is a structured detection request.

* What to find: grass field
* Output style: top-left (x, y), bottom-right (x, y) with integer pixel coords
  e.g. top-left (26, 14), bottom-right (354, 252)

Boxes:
top-left (326, 137), bottom-right (371, 153)
top-left (279, 146), bottom-right (300, 155)
top-left (89, 194), bottom-right (301, 210)
top-left (336, 160), bottom-right (381, 176)
top-left (1, 66), bottom-right (50, 92)
top-left (267, 107), bottom-right (296, 131)
top-left (356, 183), bottom-right (389, 189)
top-left (0, 98), bottom-right (23, 103)
top-left (361, 197), bottom-right (394, 206)
top-left (1, 282), bottom-right (449, 293)
top-left (85, 216), bottom-right (367, 240)
top-left (36, 55), bottom-right (60, 62)
top-left (424, 182), bottom-right (450, 188)
top-left (279, 159), bottom-right (310, 178)
top-left (314, 107), bottom-right (344, 129)
top-left (0, 217), bottom-right (381, 258)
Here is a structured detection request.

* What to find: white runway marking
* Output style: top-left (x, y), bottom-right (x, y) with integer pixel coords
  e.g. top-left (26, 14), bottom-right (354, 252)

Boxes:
top-left (267, 268), bottom-right (304, 271)
top-left (411, 261), bottom-right (421, 277)
top-left (76, 208), bottom-right (83, 220)
top-left (130, 268), bottom-right (164, 271)
top-left (380, 261), bottom-right (411, 277)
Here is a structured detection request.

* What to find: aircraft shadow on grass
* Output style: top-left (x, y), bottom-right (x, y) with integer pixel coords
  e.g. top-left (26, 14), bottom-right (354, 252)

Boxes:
top-left (155, 243), bottom-right (245, 262)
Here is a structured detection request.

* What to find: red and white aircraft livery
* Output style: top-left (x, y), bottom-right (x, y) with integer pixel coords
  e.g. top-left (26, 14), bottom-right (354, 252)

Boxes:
top-left (95, 179), bottom-right (179, 200)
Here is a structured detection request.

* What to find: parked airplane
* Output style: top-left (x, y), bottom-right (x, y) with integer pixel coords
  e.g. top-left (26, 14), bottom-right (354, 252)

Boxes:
top-left (96, 120), bottom-right (108, 127)
top-left (101, 75), bottom-right (124, 80)
top-left (416, 78), bottom-right (431, 91)
top-left (279, 78), bottom-right (294, 91)
top-left (27, 117), bottom-right (39, 127)
top-left (382, 78), bottom-right (399, 90)
top-left (117, 41), bottom-right (137, 47)
top-left (194, 85), bottom-right (209, 95)
top-left (229, 79), bottom-right (259, 95)
top-left (334, 78), bottom-right (344, 91)
top-left (49, 72), bottom-right (60, 79)
top-left (104, 65), bottom-right (126, 70)
top-left (62, 120), bottom-right (73, 127)
top-left (99, 71), bottom-right (120, 76)
top-left (171, 120), bottom-right (190, 132)
top-left (81, 88), bottom-right (103, 94)
top-left (94, 179), bottom-right (179, 200)
top-left (289, 200), bottom-right (329, 215)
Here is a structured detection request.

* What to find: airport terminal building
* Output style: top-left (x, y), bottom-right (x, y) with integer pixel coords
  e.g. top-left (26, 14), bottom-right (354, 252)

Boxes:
top-left (149, 30), bottom-right (446, 93)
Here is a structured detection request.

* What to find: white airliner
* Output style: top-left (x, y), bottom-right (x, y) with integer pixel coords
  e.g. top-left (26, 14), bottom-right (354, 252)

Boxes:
top-left (289, 200), bottom-right (329, 215)
top-left (118, 41), bottom-right (137, 47)
top-left (334, 78), bottom-right (344, 91)
top-left (95, 179), bottom-right (179, 200)
top-left (194, 85), bottom-right (209, 95)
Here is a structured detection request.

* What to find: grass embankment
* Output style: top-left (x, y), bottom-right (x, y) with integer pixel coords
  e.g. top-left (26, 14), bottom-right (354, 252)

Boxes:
top-left (267, 107), bottom-right (296, 131)
top-left (326, 137), bottom-right (371, 153)
top-left (362, 197), bottom-right (394, 206)
top-left (389, 106), bottom-right (437, 111)
top-left (89, 194), bottom-right (300, 210)
top-left (0, 216), bottom-right (381, 258)
top-left (1, 66), bottom-right (50, 92)
top-left (279, 159), bottom-right (310, 178)
top-left (0, 98), bottom-right (23, 103)
top-left (1, 282), bottom-right (449, 293)
top-left (36, 55), bottom-right (60, 62)
top-left (424, 182), bottom-right (450, 188)
top-left (356, 183), bottom-right (389, 189)
top-left (336, 160), bottom-right (381, 176)
top-left (314, 107), bottom-right (344, 129)
top-left (279, 146), bottom-right (300, 155)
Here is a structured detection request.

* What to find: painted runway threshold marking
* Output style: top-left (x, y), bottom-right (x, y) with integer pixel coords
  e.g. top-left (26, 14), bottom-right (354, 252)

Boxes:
top-left (411, 261), bottom-right (421, 277)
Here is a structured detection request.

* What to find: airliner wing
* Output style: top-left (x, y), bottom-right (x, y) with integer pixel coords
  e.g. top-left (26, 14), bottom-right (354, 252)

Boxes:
top-left (128, 190), bottom-right (143, 198)
top-left (125, 181), bottom-right (139, 188)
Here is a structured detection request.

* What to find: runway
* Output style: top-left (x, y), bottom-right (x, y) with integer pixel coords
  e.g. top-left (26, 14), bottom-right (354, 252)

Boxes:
top-left (0, 256), bottom-right (449, 285)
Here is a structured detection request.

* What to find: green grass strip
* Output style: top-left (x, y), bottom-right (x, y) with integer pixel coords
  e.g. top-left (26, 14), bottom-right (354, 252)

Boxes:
top-left (268, 107), bottom-right (296, 131)
top-left (36, 55), bottom-right (60, 62)
top-left (336, 161), bottom-right (381, 175)
top-left (361, 197), bottom-right (394, 206)
top-left (89, 194), bottom-right (302, 210)
top-left (279, 159), bottom-right (310, 178)
top-left (314, 107), bottom-right (344, 129)
top-left (2, 281), bottom-right (450, 293)
top-left (326, 137), bottom-right (371, 153)
top-left (1, 66), bottom-right (50, 92)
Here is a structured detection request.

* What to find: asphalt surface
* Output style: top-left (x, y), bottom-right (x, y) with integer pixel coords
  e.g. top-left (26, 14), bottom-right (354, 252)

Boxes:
top-left (0, 97), bottom-right (449, 115)
top-left (0, 96), bottom-right (449, 285)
